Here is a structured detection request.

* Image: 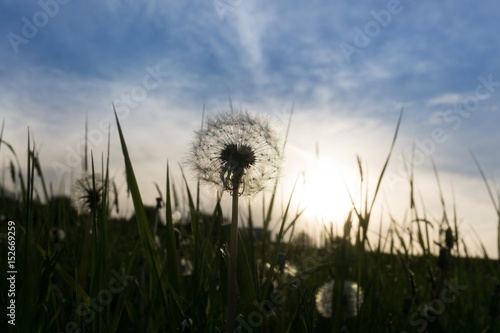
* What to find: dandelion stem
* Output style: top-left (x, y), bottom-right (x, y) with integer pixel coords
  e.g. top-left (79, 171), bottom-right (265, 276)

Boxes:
top-left (226, 180), bottom-right (240, 332)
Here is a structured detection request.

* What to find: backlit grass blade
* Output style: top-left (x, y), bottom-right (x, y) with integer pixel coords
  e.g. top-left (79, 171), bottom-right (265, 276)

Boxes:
top-left (471, 150), bottom-right (500, 259)
top-left (113, 108), bottom-right (176, 323)
top-left (368, 107), bottom-right (403, 214)
top-left (165, 162), bottom-right (181, 292)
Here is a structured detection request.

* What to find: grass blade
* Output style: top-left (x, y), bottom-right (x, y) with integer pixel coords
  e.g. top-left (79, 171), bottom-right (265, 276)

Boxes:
top-left (113, 107), bottom-right (179, 326)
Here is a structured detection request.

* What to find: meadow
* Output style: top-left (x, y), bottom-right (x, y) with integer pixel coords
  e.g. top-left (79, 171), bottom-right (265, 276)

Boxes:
top-left (0, 113), bottom-right (499, 333)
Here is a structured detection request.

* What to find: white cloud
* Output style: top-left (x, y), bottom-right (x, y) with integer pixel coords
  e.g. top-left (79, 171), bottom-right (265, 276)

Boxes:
top-left (427, 93), bottom-right (464, 106)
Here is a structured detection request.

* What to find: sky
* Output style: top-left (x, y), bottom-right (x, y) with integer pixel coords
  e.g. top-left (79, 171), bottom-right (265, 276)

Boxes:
top-left (1, 0), bottom-right (500, 257)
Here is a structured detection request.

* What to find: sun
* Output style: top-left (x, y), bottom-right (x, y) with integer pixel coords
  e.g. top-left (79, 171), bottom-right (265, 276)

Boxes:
top-left (298, 157), bottom-right (355, 228)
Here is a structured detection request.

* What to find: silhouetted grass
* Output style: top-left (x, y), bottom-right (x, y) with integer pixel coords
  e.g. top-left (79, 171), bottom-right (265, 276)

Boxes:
top-left (0, 112), bottom-right (499, 333)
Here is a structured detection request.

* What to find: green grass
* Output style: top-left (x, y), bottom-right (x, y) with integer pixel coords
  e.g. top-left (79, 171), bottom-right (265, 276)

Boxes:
top-left (0, 114), bottom-right (499, 333)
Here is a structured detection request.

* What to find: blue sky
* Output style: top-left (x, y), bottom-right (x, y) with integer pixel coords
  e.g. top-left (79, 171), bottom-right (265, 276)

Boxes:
top-left (1, 0), bottom-right (500, 257)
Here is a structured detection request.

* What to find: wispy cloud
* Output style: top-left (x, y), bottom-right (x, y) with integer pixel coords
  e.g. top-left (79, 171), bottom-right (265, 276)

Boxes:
top-left (428, 93), bottom-right (465, 106)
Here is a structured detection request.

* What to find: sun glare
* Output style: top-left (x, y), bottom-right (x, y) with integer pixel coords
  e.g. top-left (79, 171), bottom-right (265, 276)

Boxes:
top-left (298, 156), bottom-right (355, 229)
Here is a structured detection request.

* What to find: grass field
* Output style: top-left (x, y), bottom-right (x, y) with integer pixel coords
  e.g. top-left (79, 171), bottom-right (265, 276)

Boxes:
top-left (0, 114), bottom-right (499, 333)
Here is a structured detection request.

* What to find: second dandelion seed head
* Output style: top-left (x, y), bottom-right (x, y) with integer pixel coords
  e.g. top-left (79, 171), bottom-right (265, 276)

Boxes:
top-left (73, 173), bottom-right (107, 215)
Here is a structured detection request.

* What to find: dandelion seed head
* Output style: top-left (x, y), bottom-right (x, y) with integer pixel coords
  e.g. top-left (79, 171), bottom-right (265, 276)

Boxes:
top-left (73, 173), bottom-right (104, 214)
top-left (315, 280), bottom-right (364, 318)
top-left (188, 109), bottom-right (283, 196)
